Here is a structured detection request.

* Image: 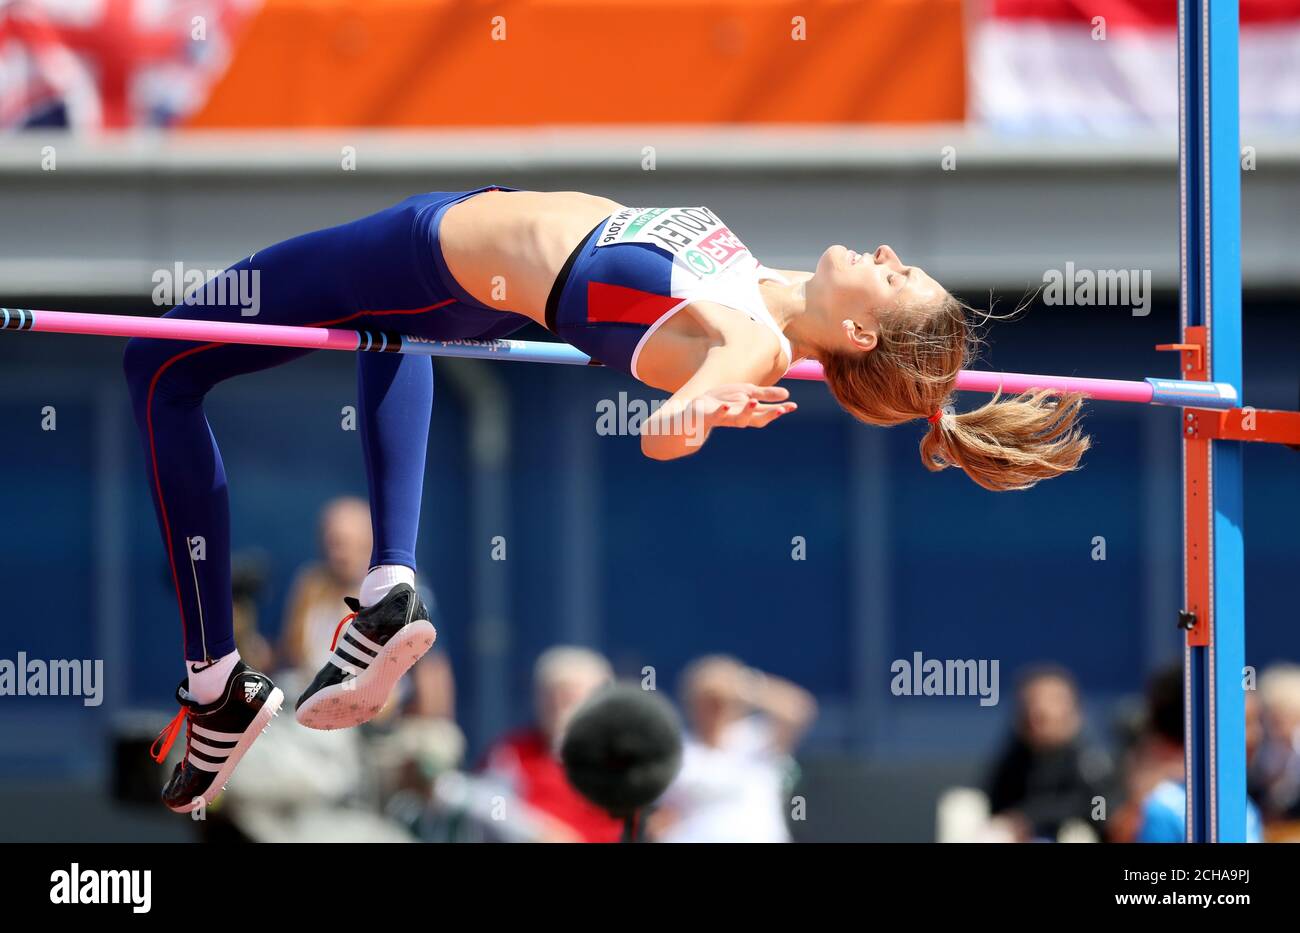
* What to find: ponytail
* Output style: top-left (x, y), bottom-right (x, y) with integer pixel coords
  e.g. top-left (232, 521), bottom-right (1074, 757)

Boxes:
top-left (820, 291), bottom-right (1091, 491)
top-left (921, 390), bottom-right (1089, 491)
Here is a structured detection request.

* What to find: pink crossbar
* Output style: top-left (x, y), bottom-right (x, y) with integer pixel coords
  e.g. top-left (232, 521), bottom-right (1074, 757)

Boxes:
top-left (4, 307), bottom-right (1236, 408)
top-left (786, 359), bottom-right (1154, 404)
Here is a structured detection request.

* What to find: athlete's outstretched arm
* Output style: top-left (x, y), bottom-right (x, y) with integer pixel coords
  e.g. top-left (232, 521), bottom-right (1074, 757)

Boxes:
top-left (640, 342), bottom-right (796, 461)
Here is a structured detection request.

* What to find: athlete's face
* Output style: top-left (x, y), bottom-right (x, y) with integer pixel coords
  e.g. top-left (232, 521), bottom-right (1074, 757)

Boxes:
top-left (815, 244), bottom-right (942, 319)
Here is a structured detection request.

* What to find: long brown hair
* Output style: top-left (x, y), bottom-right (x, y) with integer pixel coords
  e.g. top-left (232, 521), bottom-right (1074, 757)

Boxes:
top-left (819, 293), bottom-right (1090, 491)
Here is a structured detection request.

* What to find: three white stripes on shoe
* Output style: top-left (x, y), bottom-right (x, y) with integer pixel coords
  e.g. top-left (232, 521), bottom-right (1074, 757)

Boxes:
top-left (185, 723), bottom-right (240, 773)
top-left (329, 625), bottom-right (384, 676)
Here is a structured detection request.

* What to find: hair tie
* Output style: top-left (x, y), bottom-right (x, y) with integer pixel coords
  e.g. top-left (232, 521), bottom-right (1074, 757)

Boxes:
top-left (927, 410), bottom-right (944, 425)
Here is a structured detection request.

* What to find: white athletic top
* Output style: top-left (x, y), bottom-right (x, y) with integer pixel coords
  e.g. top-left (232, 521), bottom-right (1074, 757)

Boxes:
top-left (585, 206), bottom-right (797, 380)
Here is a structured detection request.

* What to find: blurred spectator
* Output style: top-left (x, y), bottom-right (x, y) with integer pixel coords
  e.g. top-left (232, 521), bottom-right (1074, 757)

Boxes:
top-left (480, 646), bottom-right (622, 843)
top-left (279, 497), bottom-right (372, 671)
top-left (1249, 664), bottom-right (1300, 823)
top-left (1126, 665), bottom-right (1263, 843)
top-left (279, 496), bottom-right (453, 720)
top-left (984, 664), bottom-right (1112, 842)
top-left (652, 656), bottom-right (816, 843)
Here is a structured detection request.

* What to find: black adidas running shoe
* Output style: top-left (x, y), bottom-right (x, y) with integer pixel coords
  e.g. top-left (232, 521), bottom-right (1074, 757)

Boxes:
top-left (295, 583), bottom-right (436, 731)
top-left (150, 661), bottom-right (283, 813)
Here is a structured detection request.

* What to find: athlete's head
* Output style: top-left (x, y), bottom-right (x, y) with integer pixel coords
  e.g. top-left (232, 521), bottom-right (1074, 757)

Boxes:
top-left (805, 244), bottom-right (1090, 491)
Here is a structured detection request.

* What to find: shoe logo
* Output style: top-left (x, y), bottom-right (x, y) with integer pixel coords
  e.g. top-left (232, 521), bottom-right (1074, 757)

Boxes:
top-left (244, 681), bottom-right (260, 703)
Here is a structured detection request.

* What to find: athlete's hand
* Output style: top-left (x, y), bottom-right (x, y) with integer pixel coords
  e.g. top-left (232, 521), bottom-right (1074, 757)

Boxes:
top-left (693, 384), bottom-right (796, 431)
top-left (641, 382), bottom-right (796, 461)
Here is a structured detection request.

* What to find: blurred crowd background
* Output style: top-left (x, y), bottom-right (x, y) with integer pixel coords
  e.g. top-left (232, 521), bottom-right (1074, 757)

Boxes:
top-left (0, 0), bottom-right (1298, 842)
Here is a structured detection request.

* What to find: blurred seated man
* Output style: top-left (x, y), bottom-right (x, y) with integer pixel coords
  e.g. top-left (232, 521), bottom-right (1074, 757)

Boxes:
top-left (653, 655), bottom-right (817, 843)
top-left (480, 646), bottom-right (623, 843)
top-left (984, 664), bottom-right (1113, 842)
top-left (279, 496), bottom-right (453, 719)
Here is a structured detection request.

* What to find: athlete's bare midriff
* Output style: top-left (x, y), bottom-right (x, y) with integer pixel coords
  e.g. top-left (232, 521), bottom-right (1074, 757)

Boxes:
top-left (438, 190), bottom-right (621, 327)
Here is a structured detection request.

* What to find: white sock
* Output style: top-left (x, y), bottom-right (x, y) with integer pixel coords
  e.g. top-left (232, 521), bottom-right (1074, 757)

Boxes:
top-left (359, 564), bottom-right (415, 608)
top-left (186, 649), bottom-right (241, 705)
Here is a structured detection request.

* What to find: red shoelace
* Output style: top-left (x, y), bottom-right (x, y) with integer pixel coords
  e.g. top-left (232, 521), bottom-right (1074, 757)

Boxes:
top-left (150, 706), bottom-right (189, 763)
top-left (329, 611), bottom-right (358, 652)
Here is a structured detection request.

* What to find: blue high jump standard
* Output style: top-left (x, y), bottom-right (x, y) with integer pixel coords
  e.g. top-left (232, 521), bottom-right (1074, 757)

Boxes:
top-left (1174, 0), bottom-right (1246, 843)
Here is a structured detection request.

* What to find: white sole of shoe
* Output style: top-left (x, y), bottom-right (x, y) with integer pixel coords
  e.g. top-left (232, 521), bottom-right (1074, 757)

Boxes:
top-left (167, 686), bottom-right (284, 814)
top-left (294, 620), bottom-right (437, 731)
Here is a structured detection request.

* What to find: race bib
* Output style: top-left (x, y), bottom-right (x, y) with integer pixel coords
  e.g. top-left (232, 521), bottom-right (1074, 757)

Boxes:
top-left (597, 206), bottom-right (752, 280)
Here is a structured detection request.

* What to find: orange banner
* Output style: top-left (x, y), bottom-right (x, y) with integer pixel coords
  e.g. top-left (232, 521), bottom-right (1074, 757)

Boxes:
top-left (190, 0), bottom-right (965, 127)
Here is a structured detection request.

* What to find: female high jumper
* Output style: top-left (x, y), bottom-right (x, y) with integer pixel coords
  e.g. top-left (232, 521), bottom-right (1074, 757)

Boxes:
top-left (125, 187), bottom-right (1088, 812)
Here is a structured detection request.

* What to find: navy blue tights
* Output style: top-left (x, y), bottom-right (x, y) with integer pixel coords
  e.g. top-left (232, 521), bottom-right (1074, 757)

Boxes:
top-left (122, 191), bottom-right (525, 662)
